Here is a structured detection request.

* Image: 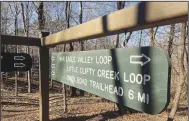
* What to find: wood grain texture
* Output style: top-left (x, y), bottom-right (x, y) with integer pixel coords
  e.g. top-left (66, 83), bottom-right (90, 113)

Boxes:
top-left (1, 35), bottom-right (41, 46)
top-left (39, 32), bottom-right (50, 121)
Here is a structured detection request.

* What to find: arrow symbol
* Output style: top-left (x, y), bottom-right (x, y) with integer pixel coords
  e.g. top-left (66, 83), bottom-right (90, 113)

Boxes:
top-left (14, 56), bottom-right (25, 61)
top-left (130, 54), bottom-right (151, 66)
top-left (14, 63), bottom-right (25, 68)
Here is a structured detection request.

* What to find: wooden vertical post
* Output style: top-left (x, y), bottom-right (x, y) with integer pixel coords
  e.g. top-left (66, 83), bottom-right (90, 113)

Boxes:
top-left (39, 31), bottom-right (50, 121)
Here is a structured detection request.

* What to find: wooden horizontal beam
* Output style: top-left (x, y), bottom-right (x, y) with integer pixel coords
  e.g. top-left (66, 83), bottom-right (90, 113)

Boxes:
top-left (43, 2), bottom-right (188, 46)
top-left (1, 35), bottom-right (41, 46)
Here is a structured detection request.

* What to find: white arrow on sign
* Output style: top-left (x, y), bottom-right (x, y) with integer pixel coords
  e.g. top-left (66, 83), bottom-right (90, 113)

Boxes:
top-left (14, 63), bottom-right (25, 68)
top-left (14, 56), bottom-right (25, 61)
top-left (130, 54), bottom-right (151, 66)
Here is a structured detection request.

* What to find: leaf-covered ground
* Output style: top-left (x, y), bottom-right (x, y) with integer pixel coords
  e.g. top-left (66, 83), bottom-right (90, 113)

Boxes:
top-left (1, 89), bottom-right (188, 121)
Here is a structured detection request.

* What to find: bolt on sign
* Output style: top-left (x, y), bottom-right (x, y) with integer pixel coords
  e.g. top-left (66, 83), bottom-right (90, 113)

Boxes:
top-left (1, 53), bottom-right (32, 72)
top-left (50, 47), bottom-right (170, 114)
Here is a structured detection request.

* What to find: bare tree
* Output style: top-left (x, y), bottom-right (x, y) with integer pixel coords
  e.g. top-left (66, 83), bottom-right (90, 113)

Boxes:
top-left (139, 30), bottom-right (143, 46)
top-left (37, 2), bottom-right (45, 31)
top-left (80, 2), bottom-right (84, 51)
top-left (168, 22), bottom-right (187, 121)
top-left (123, 32), bottom-right (132, 47)
top-left (9, 2), bottom-right (21, 96)
top-left (1, 3), bottom-right (9, 87)
top-left (168, 24), bottom-right (175, 58)
top-left (62, 1), bottom-right (71, 112)
top-left (37, 2), bottom-right (45, 95)
top-left (79, 1), bottom-right (85, 96)
top-left (65, 2), bottom-right (77, 97)
top-left (21, 2), bottom-right (32, 93)
top-left (149, 27), bottom-right (158, 46)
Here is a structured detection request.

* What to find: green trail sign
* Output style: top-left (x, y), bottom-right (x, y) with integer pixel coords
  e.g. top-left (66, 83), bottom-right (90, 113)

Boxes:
top-left (50, 47), bottom-right (170, 114)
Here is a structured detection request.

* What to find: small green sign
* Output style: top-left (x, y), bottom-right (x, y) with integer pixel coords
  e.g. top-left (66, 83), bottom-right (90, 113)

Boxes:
top-left (50, 47), bottom-right (170, 114)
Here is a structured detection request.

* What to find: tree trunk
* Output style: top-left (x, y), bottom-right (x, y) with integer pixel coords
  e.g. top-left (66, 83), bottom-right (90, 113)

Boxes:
top-left (62, 84), bottom-right (67, 113)
top-left (37, 1), bottom-right (45, 93)
top-left (114, 34), bottom-right (119, 48)
top-left (79, 2), bottom-right (85, 96)
top-left (27, 47), bottom-right (32, 93)
top-left (123, 32), bottom-right (132, 47)
top-left (168, 24), bottom-right (175, 58)
top-left (62, 1), bottom-right (71, 113)
top-left (1, 45), bottom-right (5, 89)
top-left (65, 1), bottom-right (77, 97)
top-left (4, 45), bottom-right (8, 86)
top-left (139, 30), bottom-right (143, 46)
top-left (21, 2), bottom-right (32, 93)
top-left (149, 28), bottom-right (154, 46)
top-left (62, 57), bottom-right (67, 112)
top-left (14, 3), bottom-right (19, 96)
top-left (69, 41), bottom-right (77, 97)
top-left (168, 22), bottom-right (187, 121)
top-left (149, 27), bottom-right (158, 46)
top-left (38, 2), bottom-right (45, 31)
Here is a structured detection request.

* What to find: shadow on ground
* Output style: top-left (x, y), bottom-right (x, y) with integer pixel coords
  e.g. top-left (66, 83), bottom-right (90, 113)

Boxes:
top-left (50, 110), bottom-right (120, 121)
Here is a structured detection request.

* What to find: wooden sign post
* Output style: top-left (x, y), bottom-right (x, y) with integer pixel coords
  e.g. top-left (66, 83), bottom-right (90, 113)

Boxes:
top-left (39, 32), bottom-right (50, 121)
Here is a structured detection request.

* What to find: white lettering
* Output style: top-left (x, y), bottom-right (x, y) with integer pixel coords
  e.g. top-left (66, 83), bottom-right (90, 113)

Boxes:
top-left (136, 74), bottom-right (143, 84)
top-left (76, 77), bottom-right (87, 86)
top-left (80, 67), bottom-right (95, 76)
top-left (138, 92), bottom-right (149, 104)
top-left (77, 56), bottom-right (93, 64)
top-left (143, 74), bottom-right (150, 85)
top-left (104, 84), bottom-right (109, 92)
top-left (124, 72), bottom-right (129, 82)
top-left (97, 69), bottom-right (119, 80)
top-left (66, 56), bottom-right (76, 63)
top-left (124, 73), bottom-right (150, 85)
top-left (128, 89), bottom-right (134, 100)
top-left (130, 73), bottom-right (135, 83)
top-left (114, 86), bottom-right (118, 95)
top-left (51, 71), bottom-right (55, 76)
top-left (118, 87), bottom-right (123, 96)
top-left (109, 85), bottom-right (113, 94)
top-left (96, 56), bottom-right (112, 64)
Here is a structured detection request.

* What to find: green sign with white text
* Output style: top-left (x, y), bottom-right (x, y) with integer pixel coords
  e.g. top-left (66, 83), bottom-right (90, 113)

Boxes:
top-left (50, 47), bottom-right (170, 114)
